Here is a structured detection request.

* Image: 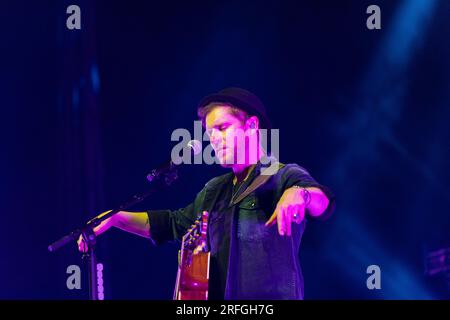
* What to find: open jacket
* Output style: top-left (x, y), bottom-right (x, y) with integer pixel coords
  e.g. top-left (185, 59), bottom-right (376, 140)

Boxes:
top-left (148, 160), bottom-right (335, 299)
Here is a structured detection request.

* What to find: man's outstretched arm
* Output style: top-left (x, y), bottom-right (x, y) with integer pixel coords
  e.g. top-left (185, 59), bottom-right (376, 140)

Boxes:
top-left (77, 210), bottom-right (151, 252)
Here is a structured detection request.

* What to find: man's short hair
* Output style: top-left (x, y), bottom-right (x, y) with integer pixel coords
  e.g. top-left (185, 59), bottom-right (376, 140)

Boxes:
top-left (197, 102), bottom-right (251, 127)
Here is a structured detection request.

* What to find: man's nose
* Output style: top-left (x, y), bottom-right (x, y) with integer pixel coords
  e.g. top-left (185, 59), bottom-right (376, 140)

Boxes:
top-left (209, 129), bottom-right (220, 143)
top-left (209, 129), bottom-right (224, 148)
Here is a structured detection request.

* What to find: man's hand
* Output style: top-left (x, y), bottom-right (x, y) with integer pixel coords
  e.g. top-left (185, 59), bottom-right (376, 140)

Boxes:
top-left (77, 210), bottom-right (115, 252)
top-left (265, 186), bottom-right (330, 236)
top-left (265, 187), bottom-right (307, 236)
top-left (77, 210), bottom-right (151, 252)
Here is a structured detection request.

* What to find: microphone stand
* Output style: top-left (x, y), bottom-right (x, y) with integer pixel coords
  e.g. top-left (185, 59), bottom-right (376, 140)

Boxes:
top-left (48, 160), bottom-right (180, 300)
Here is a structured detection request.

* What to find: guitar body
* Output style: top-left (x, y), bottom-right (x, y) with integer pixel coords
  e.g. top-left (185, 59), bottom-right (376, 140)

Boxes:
top-left (176, 251), bottom-right (210, 300)
top-left (173, 211), bottom-right (210, 300)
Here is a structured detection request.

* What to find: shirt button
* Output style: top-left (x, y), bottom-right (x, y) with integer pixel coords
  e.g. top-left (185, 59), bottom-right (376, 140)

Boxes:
top-left (251, 202), bottom-right (255, 207)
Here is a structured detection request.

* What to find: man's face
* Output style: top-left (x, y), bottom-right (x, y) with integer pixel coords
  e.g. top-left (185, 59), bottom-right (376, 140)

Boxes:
top-left (205, 105), bottom-right (253, 167)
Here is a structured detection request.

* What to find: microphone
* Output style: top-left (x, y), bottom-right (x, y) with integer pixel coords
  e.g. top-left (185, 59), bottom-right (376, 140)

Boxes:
top-left (146, 140), bottom-right (202, 182)
top-left (187, 139), bottom-right (202, 156)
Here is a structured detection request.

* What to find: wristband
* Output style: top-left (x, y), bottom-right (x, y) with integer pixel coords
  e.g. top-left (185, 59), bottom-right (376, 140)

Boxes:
top-left (292, 186), bottom-right (311, 207)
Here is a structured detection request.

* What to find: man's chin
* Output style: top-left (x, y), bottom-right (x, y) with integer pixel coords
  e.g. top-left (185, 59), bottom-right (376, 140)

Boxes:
top-left (219, 162), bottom-right (233, 168)
top-left (216, 155), bottom-right (234, 168)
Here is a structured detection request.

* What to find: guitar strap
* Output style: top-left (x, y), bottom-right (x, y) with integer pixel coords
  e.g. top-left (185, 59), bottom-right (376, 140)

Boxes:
top-left (231, 172), bottom-right (272, 205)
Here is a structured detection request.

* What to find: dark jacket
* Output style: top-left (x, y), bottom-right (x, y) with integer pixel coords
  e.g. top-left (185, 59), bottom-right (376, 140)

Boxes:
top-left (148, 161), bottom-right (335, 300)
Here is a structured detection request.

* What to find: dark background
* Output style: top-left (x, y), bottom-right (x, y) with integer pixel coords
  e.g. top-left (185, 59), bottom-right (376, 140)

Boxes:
top-left (1, 0), bottom-right (449, 299)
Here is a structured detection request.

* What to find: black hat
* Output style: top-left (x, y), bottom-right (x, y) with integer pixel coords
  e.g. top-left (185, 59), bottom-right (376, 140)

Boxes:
top-left (197, 87), bottom-right (272, 129)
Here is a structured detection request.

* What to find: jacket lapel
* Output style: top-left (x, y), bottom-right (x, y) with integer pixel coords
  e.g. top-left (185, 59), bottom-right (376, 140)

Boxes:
top-left (231, 174), bottom-right (272, 205)
top-left (231, 159), bottom-right (279, 205)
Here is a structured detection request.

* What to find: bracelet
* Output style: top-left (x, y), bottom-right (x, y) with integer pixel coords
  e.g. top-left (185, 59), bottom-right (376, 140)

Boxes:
top-left (292, 186), bottom-right (311, 206)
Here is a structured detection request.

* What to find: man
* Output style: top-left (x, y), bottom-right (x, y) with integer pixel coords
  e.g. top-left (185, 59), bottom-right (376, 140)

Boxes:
top-left (78, 87), bottom-right (335, 300)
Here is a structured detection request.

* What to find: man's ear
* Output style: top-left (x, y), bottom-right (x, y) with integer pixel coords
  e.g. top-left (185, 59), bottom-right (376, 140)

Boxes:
top-left (245, 116), bottom-right (259, 130)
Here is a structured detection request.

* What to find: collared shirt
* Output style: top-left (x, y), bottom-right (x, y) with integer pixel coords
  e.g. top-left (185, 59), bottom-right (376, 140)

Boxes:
top-left (148, 160), bottom-right (335, 299)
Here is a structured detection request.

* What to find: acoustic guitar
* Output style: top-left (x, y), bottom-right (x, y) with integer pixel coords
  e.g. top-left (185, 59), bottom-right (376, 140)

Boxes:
top-left (173, 210), bottom-right (210, 300)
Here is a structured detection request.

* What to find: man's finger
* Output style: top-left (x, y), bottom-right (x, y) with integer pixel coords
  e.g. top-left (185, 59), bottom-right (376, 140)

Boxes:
top-left (292, 205), bottom-right (299, 224)
top-left (78, 239), bottom-right (84, 252)
top-left (294, 205), bottom-right (305, 224)
top-left (278, 206), bottom-right (286, 236)
top-left (286, 205), bottom-right (292, 236)
top-left (265, 209), bottom-right (278, 227)
top-left (77, 236), bottom-right (88, 253)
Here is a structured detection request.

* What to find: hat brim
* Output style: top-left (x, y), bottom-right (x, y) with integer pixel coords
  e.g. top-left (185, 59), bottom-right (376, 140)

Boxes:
top-left (197, 94), bottom-right (272, 130)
